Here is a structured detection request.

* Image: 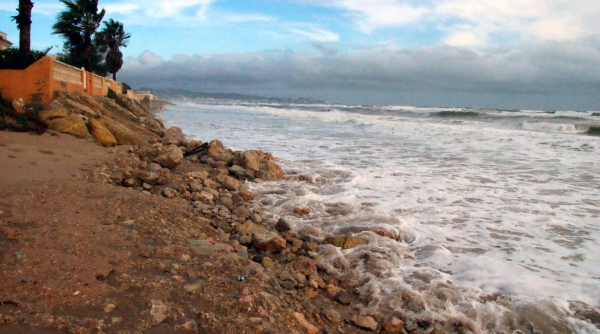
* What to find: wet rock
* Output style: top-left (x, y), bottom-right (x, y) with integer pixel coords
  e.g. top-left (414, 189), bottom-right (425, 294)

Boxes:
top-left (350, 315), bottom-right (378, 331)
top-left (153, 145), bottom-right (183, 169)
top-left (293, 312), bottom-right (319, 334)
top-left (275, 218), bottom-right (292, 232)
top-left (256, 161), bottom-right (285, 181)
top-left (334, 291), bottom-right (353, 305)
top-left (150, 300), bottom-right (168, 324)
top-left (382, 316), bottom-right (404, 334)
top-left (252, 230), bottom-right (286, 253)
top-left (239, 190), bottom-right (256, 201)
top-left (323, 236), bottom-right (369, 249)
top-left (233, 150), bottom-right (261, 171)
top-left (293, 207), bottom-right (310, 216)
top-left (229, 165), bottom-right (254, 180)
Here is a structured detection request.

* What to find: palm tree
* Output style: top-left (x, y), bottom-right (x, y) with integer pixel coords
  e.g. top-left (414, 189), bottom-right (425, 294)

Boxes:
top-left (96, 19), bottom-right (130, 80)
top-left (11, 0), bottom-right (34, 57)
top-left (52, 0), bottom-right (105, 72)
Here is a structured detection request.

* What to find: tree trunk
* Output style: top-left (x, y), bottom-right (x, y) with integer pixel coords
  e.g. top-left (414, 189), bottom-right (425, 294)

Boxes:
top-left (113, 71), bottom-right (116, 80)
top-left (15, 0), bottom-right (34, 57)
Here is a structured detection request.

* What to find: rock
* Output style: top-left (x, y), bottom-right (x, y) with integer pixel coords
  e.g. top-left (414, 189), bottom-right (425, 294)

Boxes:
top-left (321, 309), bottom-right (341, 324)
top-left (142, 183), bottom-right (152, 190)
top-left (293, 312), bottom-right (319, 334)
top-left (147, 162), bottom-right (163, 172)
top-left (153, 145), bottom-right (183, 169)
top-left (218, 175), bottom-right (241, 190)
top-left (162, 188), bottom-right (178, 198)
top-left (239, 190), bottom-right (256, 201)
top-left (323, 236), bottom-right (369, 249)
top-left (252, 230), bottom-right (286, 253)
top-left (150, 300), bottom-right (168, 324)
top-left (48, 114), bottom-right (89, 138)
top-left (188, 239), bottom-right (233, 256)
top-left (236, 222), bottom-right (265, 236)
top-left (350, 315), bottom-right (378, 331)
top-left (104, 304), bottom-right (116, 313)
top-left (291, 257), bottom-right (318, 277)
top-left (87, 118), bottom-right (117, 147)
top-left (100, 117), bottom-right (148, 145)
top-left (163, 126), bottom-right (186, 145)
top-left (261, 256), bottom-right (276, 271)
top-left (232, 206), bottom-right (251, 219)
top-left (63, 98), bottom-right (100, 118)
top-left (233, 150), bottom-right (261, 171)
top-left (38, 102), bottom-right (68, 125)
top-left (334, 291), bottom-right (354, 305)
top-left (203, 140), bottom-right (234, 163)
top-left (122, 178), bottom-right (136, 187)
top-left (11, 98), bottom-right (26, 115)
top-left (183, 279), bottom-right (203, 292)
top-left (189, 181), bottom-right (204, 192)
top-left (382, 316), bottom-right (404, 334)
top-left (275, 218), bottom-right (292, 232)
top-left (187, 171), bottom-right (209, 179)
top-left (229, 165), bottom-right (255, 180)
top-left (257, 161), bottom-right (285, 181)
top-left (293, 208), bottom-right (310, 216)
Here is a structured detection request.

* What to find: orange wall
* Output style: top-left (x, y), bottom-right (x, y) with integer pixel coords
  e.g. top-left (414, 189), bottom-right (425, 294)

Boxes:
top-left (0, 56), bottom-right (125, 105)
top-left (0, 56), bottom-right (54, 104)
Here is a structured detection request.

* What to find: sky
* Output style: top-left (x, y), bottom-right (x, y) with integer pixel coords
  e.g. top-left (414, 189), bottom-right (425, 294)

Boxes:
top-left (2, 0), bottom-right (600, 110)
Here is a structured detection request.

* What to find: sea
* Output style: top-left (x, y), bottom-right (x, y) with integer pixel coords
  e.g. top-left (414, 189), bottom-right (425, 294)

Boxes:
top-left (159, 100), bottom-right (600, 333)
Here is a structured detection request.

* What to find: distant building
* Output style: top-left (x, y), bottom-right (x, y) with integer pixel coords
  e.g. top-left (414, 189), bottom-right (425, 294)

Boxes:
top-left (0, 32), bottom-right (13, 50)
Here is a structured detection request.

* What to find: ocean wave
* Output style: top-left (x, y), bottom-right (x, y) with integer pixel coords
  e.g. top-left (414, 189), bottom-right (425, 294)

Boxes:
top-left (586, 126), bottom-right (600, 136)
top-left (521, 121), bottom-right (587, 134)
top-left (430, 110), bottom-right (482, 118)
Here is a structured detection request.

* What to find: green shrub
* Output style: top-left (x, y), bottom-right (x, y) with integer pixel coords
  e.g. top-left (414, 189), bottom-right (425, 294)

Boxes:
top-left (0, 47), bottom-right (52, 70)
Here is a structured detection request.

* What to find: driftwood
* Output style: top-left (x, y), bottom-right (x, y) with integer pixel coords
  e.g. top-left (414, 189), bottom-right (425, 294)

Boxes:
top-left (183, 142), bottom-right (209, 157)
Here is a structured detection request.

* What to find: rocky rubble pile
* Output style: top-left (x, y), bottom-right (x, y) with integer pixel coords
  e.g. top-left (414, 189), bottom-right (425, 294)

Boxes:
top-left (86, 123), bottom-right (420, 333)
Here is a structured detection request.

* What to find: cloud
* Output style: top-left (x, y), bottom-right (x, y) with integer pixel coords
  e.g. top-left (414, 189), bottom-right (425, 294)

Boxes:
top-left (306, 0), bottom-right (600, 46)
top-left (287, 24), bottom-right (339, 42)
top-left (119, 37), bottom-right (600, 109)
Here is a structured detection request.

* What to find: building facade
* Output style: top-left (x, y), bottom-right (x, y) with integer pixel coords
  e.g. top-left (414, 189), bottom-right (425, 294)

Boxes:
top-left (0, 32), bottom-right (13, 50)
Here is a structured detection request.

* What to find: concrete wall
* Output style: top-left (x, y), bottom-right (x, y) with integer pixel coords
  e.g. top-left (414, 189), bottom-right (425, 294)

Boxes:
top-left (0, 31), bottom-right (12, 50)
top-left (0, 56), bottom-right (125, 105)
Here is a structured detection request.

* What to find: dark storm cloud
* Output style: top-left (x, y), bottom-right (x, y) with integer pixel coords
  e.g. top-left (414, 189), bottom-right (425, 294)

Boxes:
top-left (119, 37), bottom-right (600, 110)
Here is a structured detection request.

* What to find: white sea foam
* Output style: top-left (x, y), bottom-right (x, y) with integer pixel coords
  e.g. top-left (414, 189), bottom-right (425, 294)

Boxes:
top-left (160, 101), bottom-right (600, 333)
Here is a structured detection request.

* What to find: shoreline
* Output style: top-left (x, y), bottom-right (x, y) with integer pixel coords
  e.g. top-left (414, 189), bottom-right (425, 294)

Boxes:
top-left (0, 93), bottom-right (402, 333)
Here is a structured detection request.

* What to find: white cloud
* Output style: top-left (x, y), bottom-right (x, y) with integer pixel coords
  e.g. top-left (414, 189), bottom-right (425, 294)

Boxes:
top-left (120, 38), bottom-right (600, 109)
top-left (288, 24), bottom-right (339, 42)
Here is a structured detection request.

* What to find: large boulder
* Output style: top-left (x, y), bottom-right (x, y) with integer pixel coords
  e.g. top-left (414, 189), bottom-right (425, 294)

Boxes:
top-left (257, 161), bottom-right (284, 181)
top-left (47, 114), bottom-right (89, 138)
top-left (87, 118), bottom-right (117, 147)
top-left (203, 140), bottom-right (234, 164)
top-left (38, 101), bottom-right (68, 125)
top-left (252, 230), bottom-right (286, 253)
top-left (153, 145), bottom-right (183, 169)
top-left (100, 117), bottom-right (148, 145)
top-left (162, 126), bottom-right (186, 145)
top-left (233, 150), bottom-right (261, 172)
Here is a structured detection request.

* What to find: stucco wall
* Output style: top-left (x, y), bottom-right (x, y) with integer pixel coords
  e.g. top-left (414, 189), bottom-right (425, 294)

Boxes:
top-left (0, 56), bottom-right (124, 105)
